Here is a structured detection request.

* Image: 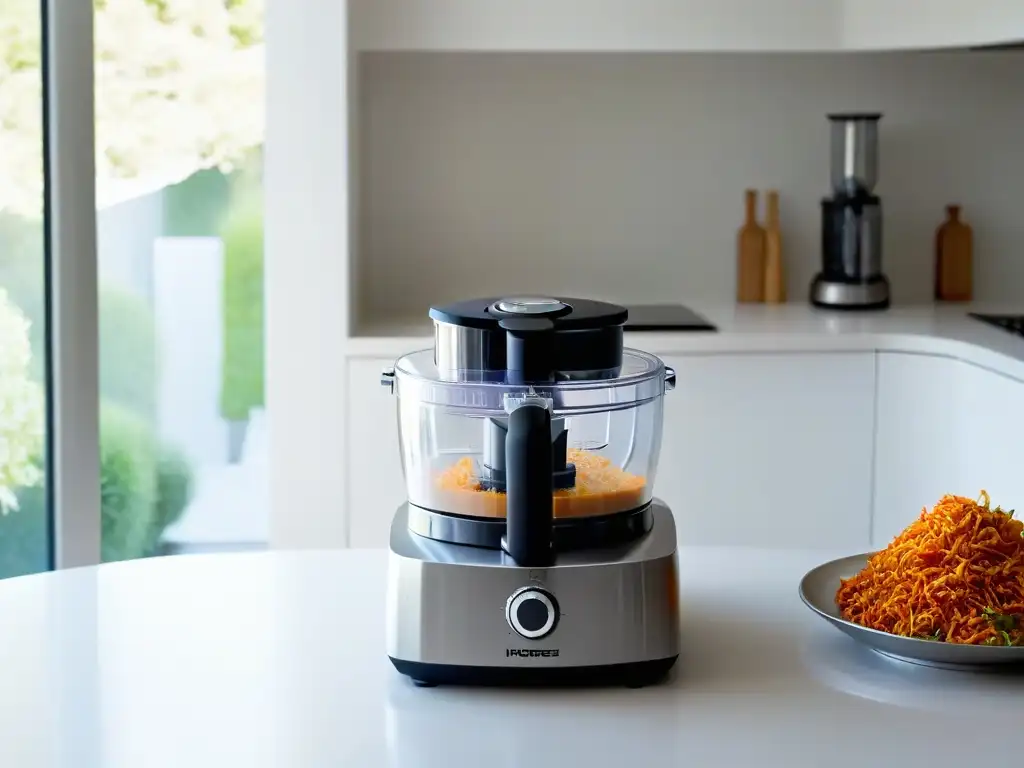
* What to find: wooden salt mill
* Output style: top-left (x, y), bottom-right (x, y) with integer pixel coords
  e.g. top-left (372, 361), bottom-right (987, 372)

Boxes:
top-left (736, 189), bottom-right (766, 303)
top-left (934, 205), bottom-right (973, 302)
top-left (763, 190), bottom-right (786, 303)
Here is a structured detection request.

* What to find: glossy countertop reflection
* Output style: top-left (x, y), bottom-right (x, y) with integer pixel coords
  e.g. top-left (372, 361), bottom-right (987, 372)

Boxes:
top-left (0, 548), bottom-right (1019, 767)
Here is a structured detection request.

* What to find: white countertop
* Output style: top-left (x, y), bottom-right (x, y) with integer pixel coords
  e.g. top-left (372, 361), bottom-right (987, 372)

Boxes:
top-left (351, 303), bottom-right (1024, 380)
top-left (1, 548), bottom-right (1020, 767)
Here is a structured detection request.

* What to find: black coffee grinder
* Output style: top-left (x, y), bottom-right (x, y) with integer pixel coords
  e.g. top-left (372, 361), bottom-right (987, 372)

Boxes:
top-left (810, 113), bottom-right (890, 310)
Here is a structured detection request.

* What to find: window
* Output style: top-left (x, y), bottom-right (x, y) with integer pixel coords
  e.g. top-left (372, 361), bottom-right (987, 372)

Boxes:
top-left (0, 0), bottom-right (341, 570)
top-left (0, 0), bottom-right (52, 577)
top-left (93, 0), bottom-right (267, 559)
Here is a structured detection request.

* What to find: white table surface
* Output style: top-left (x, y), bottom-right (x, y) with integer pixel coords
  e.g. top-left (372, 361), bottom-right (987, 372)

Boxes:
top-left (1, 547), bottom-right (1020, 768)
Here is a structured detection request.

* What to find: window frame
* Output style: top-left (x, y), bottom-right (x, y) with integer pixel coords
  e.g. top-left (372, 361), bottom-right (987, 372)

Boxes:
top-left (264, 0), bottom-right (351, 548)
top-left (44, 0), bottom-right (102, 569)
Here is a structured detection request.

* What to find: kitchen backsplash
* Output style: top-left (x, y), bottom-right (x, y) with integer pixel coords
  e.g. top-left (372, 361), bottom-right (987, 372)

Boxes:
top-left (357, 51), bottom-right (1024, 312)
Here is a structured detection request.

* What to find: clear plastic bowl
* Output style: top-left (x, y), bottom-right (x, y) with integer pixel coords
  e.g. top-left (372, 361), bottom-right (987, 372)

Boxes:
top-left (391, 348), bottom-right (668, 520)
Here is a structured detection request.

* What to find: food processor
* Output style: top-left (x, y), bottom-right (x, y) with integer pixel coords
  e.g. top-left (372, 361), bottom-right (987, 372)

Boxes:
top-left (381, 296), bottom-right (680, 687)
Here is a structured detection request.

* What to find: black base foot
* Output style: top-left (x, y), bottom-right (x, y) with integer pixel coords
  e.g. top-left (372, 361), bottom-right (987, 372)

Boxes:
top-left (390, 656), bottom-right (678, 688)
top-left (624, 674), bottom-right (664, 689)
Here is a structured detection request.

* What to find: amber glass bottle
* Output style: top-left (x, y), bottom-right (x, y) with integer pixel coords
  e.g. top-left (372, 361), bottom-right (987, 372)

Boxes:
top-left (935, 205), bottom-right (973, 302)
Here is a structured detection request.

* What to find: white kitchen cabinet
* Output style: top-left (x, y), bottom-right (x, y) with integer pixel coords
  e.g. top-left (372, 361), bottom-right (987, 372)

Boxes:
top-left (843, 0), bottom-right (1024, 51)
top-left (957, 362), bottom-right (1024, 519)
top-left (655, 353), bottom-right (875, 550)
top-left (350, 0), bottom-right (1024, 52)
top-left (349, 349), bottom-right (1024, 552)
top-left (347, 358), bottom-right (407, 547)
top-left (872, 353), bottom-right (967, 548)
top-left (347, 351), bottom-right (875, 550)
top-left (872, 353), bottom-right (1024, 549)
top-left (350, 0), bottom-right (840, 52)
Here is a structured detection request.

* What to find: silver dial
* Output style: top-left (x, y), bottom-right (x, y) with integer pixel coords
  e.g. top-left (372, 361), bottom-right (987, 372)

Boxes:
top-left (505, 586), bottom-right (559, 640)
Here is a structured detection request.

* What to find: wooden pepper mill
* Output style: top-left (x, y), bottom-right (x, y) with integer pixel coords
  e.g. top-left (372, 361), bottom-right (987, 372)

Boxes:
top-left (934, 204), bottom-right (973, 302)
top-left (736, 189), bottom-right (766, 303)
top-left (763, 190), bottom-right (786, 303)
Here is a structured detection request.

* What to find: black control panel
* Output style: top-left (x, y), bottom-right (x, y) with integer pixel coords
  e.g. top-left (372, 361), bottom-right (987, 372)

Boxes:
top-left (969, 313), bottom-right (1024, 338)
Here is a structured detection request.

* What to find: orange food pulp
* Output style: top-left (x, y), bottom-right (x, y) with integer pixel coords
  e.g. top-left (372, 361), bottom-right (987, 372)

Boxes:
top-left (433, 449), bottom-right (647, 519)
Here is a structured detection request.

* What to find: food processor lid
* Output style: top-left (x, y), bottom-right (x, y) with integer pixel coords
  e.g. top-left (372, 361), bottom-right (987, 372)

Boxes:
top-left (393, 347), bottom-right (667, 414)
top-left (429, 296), bottom-right (629, 382)
top-left (429, 296), bottom-right (628, 331)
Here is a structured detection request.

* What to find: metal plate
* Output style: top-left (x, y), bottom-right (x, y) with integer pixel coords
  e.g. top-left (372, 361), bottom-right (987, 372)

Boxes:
top-left (799, 552), bottom-right (1024, 671)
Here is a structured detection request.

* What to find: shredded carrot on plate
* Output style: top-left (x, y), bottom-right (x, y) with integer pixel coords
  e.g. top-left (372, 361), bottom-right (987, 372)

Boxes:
top-left (836, 491), bottom-right (1024, 646)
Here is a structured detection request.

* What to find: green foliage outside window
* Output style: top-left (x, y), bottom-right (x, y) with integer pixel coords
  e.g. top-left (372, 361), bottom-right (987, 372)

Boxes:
top-left (0, 218), bottom-right (194, 576)
top-left (220, 178), bottom-right (264, 421)
top-left (0, 287), bottom-right (43, 514)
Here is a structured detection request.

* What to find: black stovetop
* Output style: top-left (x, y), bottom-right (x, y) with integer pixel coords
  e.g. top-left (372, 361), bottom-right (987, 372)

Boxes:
top-left (624, 304), bottom-right (717, 332)
top-left (969, 313), bottom-right (1024, 338)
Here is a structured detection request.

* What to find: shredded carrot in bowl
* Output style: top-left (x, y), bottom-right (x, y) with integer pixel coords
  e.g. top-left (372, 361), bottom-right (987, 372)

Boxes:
top-left (836, 491), bottom-right (1024, 646)
top-left (432, 449), bottom-right (647, 519)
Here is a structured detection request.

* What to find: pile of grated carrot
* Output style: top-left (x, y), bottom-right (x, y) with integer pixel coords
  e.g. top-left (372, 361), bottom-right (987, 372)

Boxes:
top-left (433, 449), bottom-right (647, 519)
top-left (836, 490), bottom-right (1024, 646)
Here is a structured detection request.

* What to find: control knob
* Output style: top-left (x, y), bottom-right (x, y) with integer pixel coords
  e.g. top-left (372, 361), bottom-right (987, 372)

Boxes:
top-left (505, 586), bottom-right (559, 639)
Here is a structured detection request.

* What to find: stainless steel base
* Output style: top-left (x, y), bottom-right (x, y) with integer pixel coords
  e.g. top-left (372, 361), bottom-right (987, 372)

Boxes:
top-left (386, 501), bottom-right (681, 683)
top-left (810, 276), bottom-right (890, 309)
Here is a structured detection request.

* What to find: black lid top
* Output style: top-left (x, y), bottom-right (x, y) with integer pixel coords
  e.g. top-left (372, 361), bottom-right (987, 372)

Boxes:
top-left (429, 297), bottom-right (628, 331)
top-left (827, 112), bottom-right (883, 122)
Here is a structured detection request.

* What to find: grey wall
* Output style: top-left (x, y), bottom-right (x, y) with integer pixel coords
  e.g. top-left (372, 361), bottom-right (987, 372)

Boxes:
top-left (358, 51), bottom-right (1024, 317)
